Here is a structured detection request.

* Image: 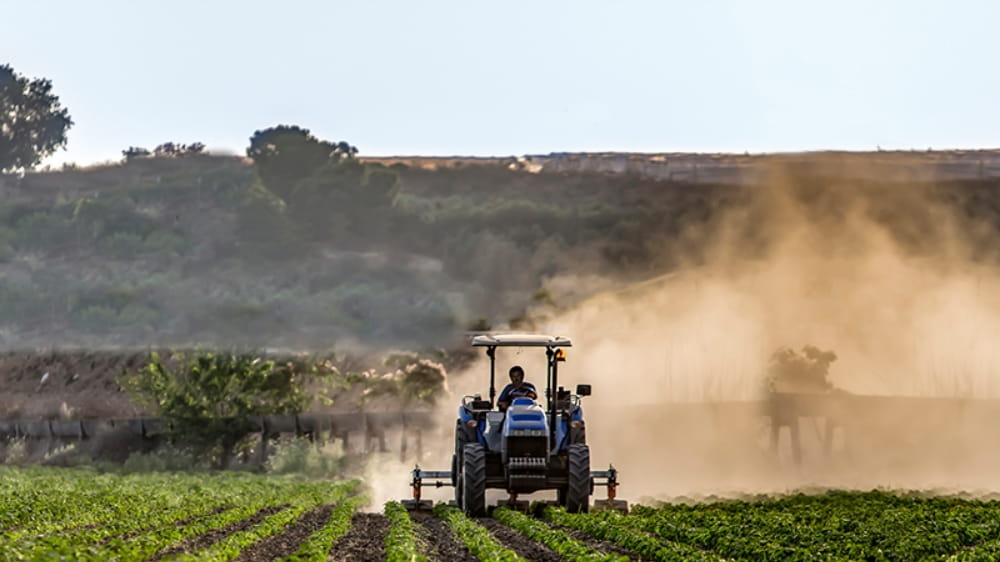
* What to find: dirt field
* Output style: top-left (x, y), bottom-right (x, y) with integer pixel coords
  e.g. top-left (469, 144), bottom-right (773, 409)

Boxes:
top-left (0, 349), bottom-right (148, 420)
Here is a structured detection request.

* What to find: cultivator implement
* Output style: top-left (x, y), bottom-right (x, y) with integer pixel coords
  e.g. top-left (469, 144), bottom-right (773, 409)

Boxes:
top-left (403, 463), bottom-right (627, 513)
top-left (402, 466), bottom-right (450, 511)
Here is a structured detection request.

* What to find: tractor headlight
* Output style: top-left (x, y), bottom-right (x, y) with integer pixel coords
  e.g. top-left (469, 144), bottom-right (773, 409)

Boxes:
top-left (466, 420), bottom-right (477, 427)
top-left (571, 421), bottom-right (584, 429)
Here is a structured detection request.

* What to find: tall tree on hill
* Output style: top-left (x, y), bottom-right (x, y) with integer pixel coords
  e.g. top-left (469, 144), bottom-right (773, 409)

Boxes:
top-left (0, 64), bottom-right (73, 173)
top-left (246, 125), bottom-right (356, 201)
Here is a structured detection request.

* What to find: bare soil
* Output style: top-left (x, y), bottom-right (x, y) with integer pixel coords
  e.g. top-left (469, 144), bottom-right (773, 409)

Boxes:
top-left (234, 504), bottom-right (333, 561)
top-left (328, 513), bottom-right (389, 562)
top-left (478, 518), bottom-right (563, 562)
top-left (411, 511), bottom-right (477, 561)
top-left (149, 505), bottom-right (285, 560)
top-left (0, 350), bottom-right (147, 420)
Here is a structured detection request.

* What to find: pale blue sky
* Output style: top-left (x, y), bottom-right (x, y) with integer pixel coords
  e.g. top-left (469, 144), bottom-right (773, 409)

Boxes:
top-left (3, 0), bottom-right (999, 167)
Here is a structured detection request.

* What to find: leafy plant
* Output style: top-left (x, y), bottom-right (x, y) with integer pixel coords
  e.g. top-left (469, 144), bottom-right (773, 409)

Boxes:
top-left (119, 351), bottom-right (336, 467)
top-left (433, 503), bottom-right (524, 562)
top-left (384, 501), bottom-right (426, 562)
top-left (280, 495), bottom-right (364, 561)
top-left (493, 506), bottom-right (626, 561)
top-left (264, 438), bottom-right (345, 477)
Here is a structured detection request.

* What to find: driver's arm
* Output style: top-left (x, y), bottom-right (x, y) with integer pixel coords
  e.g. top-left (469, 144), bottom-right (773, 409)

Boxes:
top-left (497, 385), bottom-right (511, 411)
top-left (523, 383), bottom-right (538, 400)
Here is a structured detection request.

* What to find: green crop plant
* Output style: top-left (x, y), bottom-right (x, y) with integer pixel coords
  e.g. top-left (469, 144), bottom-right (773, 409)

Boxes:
top-left (543, 506), bottom-right (722, 561)
top-left (433, 503), bottom-right (524, 562)
top-left (493, 506), bottom-right (626, 562)
top-left (384, 501), bottom-right (426, 562)
top-left (280, 495), bottom-right (365, 562)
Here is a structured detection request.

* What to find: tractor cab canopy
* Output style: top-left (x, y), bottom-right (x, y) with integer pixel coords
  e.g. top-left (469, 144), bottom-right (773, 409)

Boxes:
top-left (470, 333), bottom-right (577, 440)
top-left (471, 333), bottom-right (572, 348)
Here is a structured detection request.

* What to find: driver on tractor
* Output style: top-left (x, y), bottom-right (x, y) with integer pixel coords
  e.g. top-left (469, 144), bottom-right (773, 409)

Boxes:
top-left (497, 365), bottom-right (537, 411)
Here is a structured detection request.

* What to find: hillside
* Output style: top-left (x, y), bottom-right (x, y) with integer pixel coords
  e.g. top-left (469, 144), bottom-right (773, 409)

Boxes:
top-left (0, 153), bottom-right (731, 351)
top-left (0, 150), bottom-right (998, 353)
top-left (2, 150), bottom-right (1000, 422)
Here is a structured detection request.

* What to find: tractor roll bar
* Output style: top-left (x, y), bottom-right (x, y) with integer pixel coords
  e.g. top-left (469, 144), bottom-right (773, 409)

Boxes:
top-left (470, 333), bottom-right (572, 436)
top-left (487, 346), bottom-right (496, 406)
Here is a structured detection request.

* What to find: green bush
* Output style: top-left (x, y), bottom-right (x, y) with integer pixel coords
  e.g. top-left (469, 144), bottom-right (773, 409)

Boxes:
top-left (142, 230), bottom-right (187, 256)
top-left (264, 438), bottom-right (345, 477)
top-left (119, 351), bottom-right (337, 467)
top-left (0, 283), bottom-right (47, 323)
top-left (235, 181), bottom-right (307, 260)
top-left (121, 445), bottom-right (209, 473)
top-left (14, 212), bottom-right (74, 252)
top-left (98, 231), bottom-right (144, 259)
top-left (118, 303), bottom-right (161, 330)
top-left (72, 305), bottom-right (119, 332)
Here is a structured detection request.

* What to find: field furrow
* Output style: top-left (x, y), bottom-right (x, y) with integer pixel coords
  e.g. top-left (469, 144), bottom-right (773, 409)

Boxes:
top-left (432, 504), bottom-right (529, 562)
top-left (477, 517), bottom-right (560, 562)
top-left (151, 505), bottom-right (285, 560)
top-left (494, 506), bottom-right (628, 561)
top-left (548, 520), bottom-right (650, 561)
top-left (279, 496), bottom-right (364, 562)
top-left (233, 504), bottom-right (334, 562)
top-left (328, 513), bottom-right (390, 562)
top-left (411, 510), bottom-right (477, 562)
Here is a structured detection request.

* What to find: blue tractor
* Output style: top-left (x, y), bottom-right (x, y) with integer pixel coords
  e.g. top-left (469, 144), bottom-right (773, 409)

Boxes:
top-left (407, 333), bottom-right (624, 516)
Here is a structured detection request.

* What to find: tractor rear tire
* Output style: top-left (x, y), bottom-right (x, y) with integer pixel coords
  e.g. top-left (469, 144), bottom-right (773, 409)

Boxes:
top-left (462, 443), bottom-right (486, 517)
top-left (564, 443), bottom-right (591, 513)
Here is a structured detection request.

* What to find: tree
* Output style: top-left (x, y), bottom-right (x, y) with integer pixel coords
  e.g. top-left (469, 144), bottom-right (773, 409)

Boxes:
top-left (120, 350), bottom-right (337, 467)
top-left (246, 125), bottom-right (357, 201)
top-left (767, 345), bottom-right (837, 394)
top-left (0, 64), bottom-right (73, 172)
top-left (122, 146), bottom-right (150, 160)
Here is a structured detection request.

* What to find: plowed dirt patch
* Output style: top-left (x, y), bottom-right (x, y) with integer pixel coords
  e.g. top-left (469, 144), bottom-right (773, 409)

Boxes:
top-left (329, 513), bottom-right (389, 561)
top-left (150, 505), bottom-right (284, 560)
top-left (411, 511), bottom-right (476, 561)
top-left (234, 504), bottom-right (333, 561)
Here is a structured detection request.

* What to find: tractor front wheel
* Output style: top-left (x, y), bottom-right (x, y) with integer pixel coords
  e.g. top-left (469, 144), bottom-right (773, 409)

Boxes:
top-left (564, 443), bottom-right (591, 513)
top-left (462, 443), bottom-right (486, 517)
top-left (452, 453), bottom-right (462, 506)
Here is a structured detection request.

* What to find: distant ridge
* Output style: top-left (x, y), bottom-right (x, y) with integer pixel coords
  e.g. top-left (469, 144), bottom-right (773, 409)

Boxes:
top-left (362, 149), bottom-right (1000, 184)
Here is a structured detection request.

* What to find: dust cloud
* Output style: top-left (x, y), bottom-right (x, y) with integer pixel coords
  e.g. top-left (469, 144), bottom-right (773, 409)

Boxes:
top-left (362, 155), bottom-right (1000, 508)
top-left (541, 155), bottom-right (1000, 499)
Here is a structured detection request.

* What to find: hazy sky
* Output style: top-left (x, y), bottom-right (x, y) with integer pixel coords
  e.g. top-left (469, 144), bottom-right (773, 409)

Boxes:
top-left (4, 0), bottom-right (999, 167)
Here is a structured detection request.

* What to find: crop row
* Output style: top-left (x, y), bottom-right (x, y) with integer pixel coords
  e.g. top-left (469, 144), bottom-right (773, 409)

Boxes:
top-left (433, 503), bottom-right (524, 561)
top-left (0, 466), bottom-right (360, 561)
top-left (427, 494), bottom-right (1000, 562)
top-left (280, 495), bottom-right (364, 561)
top-left (10, 467), bottom-right (1000, 561)
top-left (384, 500), bottom-right (425, 562)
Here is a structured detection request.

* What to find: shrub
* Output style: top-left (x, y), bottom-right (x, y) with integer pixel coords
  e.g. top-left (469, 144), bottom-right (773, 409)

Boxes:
top-left (265, 438), bottom-right (346, 477)
top-left (98, 231), bottom-right (144, 259)
top-left (119, 351), bottom-right (337, 467)
top-left (121, 445), bottom-right (208, 473)
top-left (118, 303), bottom-right (161, 330)
top-left (14, 212), bottom-right (74, 252)
top-left (72, 305), bottom-right (119, 332)
top-left (142, 230), bottom-right (187, 256)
